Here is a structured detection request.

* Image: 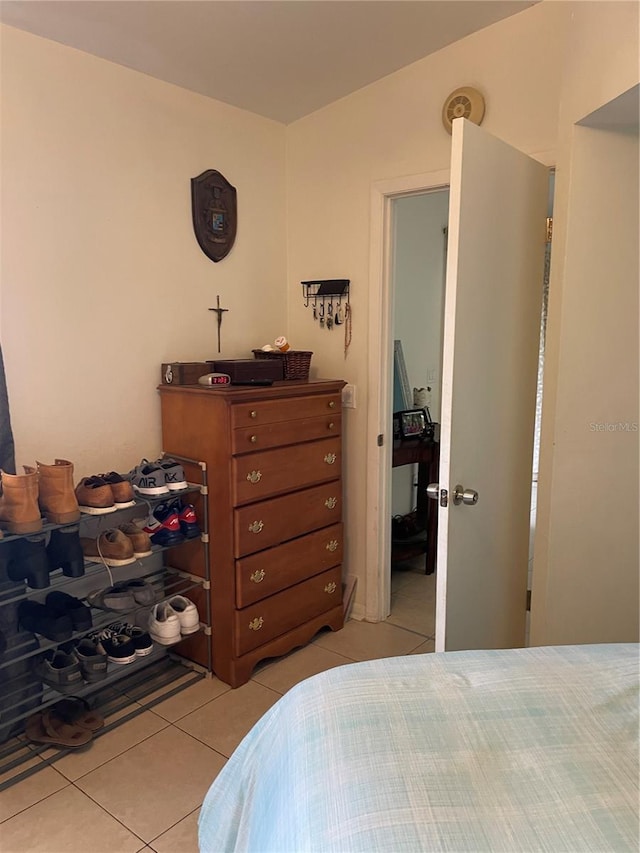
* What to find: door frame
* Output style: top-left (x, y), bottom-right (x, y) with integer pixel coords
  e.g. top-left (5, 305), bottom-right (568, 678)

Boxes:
top-left (365, 168), bottom-right (450, 623)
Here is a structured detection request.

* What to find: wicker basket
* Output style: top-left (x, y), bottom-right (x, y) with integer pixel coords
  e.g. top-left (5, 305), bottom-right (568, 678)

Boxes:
top-left (252, 349), bottom-right (313, 381)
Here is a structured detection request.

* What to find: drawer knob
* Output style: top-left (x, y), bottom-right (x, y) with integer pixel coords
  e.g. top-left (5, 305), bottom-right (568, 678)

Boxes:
top-left (324, 497), bottom-right (337, 509)
top-left (250, 410), bottom-right (257, 419)
top-left (250, 569), bottom-right (266, 584)
top-left (250, 435), bottom-right (258, 443)
top-left (324, 452), bottom-right (337, 465)
top-left (326, 539), bottom-right (339, 552)
top-left (248, 520), bottom-right (264, 534)
top-left (249, 616), bottom-right (264, 631)
top-left (328, 400), bottom-right (336, 409)
top-left (246, 470), bottom-right (262, 484)
top-left (328, 422), bottom-right (335, 430)
top-left (324, 582), bottom-right (337, 595)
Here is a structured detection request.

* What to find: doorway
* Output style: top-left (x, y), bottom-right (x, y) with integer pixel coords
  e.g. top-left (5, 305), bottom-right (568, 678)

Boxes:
top-left (388, 189), bottom-right (449, 636)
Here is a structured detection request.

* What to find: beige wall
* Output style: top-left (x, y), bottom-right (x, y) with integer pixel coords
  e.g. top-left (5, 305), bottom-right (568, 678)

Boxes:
top-left (531, 1), bottom-right (640, 644)
top-left (286, 1), bottom-right (567, 617)
top-left (1, 25), bottom-right (287, 477)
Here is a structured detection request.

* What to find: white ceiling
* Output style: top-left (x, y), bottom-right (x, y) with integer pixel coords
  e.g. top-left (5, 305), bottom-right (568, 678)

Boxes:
top-left (0, 0), bottom-right (538, 124)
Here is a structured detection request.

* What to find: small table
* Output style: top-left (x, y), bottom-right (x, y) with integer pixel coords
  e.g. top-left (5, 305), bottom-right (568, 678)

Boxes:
top-left (392, 439), bottom-right (439, 575)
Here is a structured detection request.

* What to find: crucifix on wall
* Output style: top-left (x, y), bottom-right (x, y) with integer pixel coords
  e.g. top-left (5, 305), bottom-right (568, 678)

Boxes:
top-left (209, 295), bottom-right (229, 353)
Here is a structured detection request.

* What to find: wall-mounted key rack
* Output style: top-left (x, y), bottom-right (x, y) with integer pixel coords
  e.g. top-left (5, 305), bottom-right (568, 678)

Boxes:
top-left (301, 279), bottom-right (350, 330)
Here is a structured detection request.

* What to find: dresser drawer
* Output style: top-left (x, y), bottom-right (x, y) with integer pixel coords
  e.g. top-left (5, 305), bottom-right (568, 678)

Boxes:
top-left (231, 392), bottom-right (341, 429)
top-left (234, 566), bottom-right (342, 655)
top-left (233, 437), bottom-right (341, 505)
top-left (232, 414), bottom-right (341, 455)
top-left (236, 523), bottom-right (343, 607)
top-left (235, 481), bottom-right (342, 557)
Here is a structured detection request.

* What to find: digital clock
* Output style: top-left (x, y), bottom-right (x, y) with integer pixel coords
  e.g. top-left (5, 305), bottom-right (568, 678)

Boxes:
top-left (198, 372), bottom-right (232, 386)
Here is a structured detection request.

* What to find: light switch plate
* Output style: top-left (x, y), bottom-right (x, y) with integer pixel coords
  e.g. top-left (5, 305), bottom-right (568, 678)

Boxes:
top-left (342, 384), bottom-right (356, 408)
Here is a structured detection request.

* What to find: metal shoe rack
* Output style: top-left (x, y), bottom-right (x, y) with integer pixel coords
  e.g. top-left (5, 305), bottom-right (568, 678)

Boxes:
top-left (0, 455), bottom-right (212, 791)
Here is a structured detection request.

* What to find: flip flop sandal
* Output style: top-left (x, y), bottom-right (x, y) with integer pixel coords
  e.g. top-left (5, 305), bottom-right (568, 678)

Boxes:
top-left (25, 710), bottom-right (93, 749)
top-left (51, 696), bottom-right (104, 732)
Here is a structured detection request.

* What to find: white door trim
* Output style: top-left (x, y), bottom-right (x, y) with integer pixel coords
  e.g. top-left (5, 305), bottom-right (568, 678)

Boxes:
top-left (365, 168), bottom-right (450, 622)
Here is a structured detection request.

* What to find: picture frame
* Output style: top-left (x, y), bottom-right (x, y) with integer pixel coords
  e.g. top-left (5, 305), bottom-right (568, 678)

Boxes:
top-left (393, 340), bottom-right (411, 411)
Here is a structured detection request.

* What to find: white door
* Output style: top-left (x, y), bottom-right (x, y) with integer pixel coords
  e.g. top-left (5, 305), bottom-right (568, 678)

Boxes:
top-left (434, 119), bottom-right (548, 652)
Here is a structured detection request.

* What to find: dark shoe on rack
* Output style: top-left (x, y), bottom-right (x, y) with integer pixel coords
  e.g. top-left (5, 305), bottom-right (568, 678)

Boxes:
top-left (0, 538), bottom-right (16, 585)
top-left (32, 649), bottom-right (83, 693)
top-left (18, 601), bottom-right (73, 643)
top-left (18, 600), bottom-right (73, 642)
top-left (87, 628), bottom-right (137, 665)
top-left (8, 534), bottom-right (50, 589)
top-left (142, 502), bottom-right (184, 548)
top-left (106, 621), bottom-right (153, 657)
top-left (86, 585), bottom-right (135, 612)
top-left (113, 578), bottom-right (157, 606)
top-left (170, 499), bottom-right (201, 540)
top-left (46, 591), bottom-right (92, 632)
top-left (61, 638), bottom-right (108, 683)
top-left (50, 696), bottom-right (104, 731)
top-left (47, 525), bottom-right (85, 578)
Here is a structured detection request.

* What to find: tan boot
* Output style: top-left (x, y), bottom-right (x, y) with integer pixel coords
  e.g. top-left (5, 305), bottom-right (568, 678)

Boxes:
top-left (35, 459), bottom-right (81, 524)
top-left (0, 469), bottom-right (43, 534)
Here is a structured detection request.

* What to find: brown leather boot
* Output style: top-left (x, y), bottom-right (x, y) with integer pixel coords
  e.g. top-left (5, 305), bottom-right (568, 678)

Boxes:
top-left (34, 459), bottom-right (81, 524)
top-left (0, 469), bottom-right (42, 534)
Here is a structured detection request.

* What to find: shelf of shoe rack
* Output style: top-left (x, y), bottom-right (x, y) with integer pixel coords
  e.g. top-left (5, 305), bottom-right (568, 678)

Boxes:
top-left (0, 654), bottom-right (206, 790)
top-left (0, 457), bottom-right (212, 790)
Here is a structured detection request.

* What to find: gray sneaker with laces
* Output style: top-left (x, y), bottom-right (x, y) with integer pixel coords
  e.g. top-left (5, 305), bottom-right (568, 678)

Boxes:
top-left (128, 459), bottom-right (170, 497)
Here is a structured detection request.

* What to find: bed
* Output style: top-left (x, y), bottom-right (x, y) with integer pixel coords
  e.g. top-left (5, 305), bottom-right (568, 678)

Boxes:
top-left (199, 644), bottom-right (639, 852)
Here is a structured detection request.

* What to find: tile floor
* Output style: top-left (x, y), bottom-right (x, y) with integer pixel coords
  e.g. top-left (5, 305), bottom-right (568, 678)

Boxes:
top-left (0, 562), bottom-right (435, 853)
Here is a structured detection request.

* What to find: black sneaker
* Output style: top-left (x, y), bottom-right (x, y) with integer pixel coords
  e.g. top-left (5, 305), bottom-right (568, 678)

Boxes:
top-left (18, 600), bottom-right (73, 642)
top-left (87, 628), bottom-right (136, 665)
top-left (46, 591), bottom-right (93, 632)
top-left (107, 621), bottom-right (153, 657)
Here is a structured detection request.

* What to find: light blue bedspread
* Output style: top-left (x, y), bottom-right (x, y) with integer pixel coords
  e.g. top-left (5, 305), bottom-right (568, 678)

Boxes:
top-left (199, 644), bottom-right (639, 852)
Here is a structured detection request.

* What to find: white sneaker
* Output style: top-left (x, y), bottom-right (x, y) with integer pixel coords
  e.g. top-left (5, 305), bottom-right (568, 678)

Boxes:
top-left (148, 602), bottom-right (181, 645)
top-left (167, 595), bottom-right (200, 635)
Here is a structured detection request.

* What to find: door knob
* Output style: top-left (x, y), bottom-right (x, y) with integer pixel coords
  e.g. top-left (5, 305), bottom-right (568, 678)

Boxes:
top-left (426, 483), bottom-right (440, 501)
top-left (453, 484), bottom-right (479, 506)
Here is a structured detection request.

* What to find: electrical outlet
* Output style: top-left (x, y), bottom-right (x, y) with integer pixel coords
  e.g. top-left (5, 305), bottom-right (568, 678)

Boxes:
top-left (342, 383), bottom-right (356, 409)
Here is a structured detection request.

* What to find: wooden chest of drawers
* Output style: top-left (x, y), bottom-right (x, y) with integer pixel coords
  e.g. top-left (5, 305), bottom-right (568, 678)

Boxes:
top-left (159, 380), bottom-right (346, 687)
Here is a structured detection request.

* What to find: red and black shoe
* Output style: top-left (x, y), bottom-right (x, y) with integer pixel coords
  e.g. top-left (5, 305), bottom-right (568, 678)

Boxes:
top-left (170, 499), bottom-right (201, 540)
top-left (143, 502), bottom-right (184, 547)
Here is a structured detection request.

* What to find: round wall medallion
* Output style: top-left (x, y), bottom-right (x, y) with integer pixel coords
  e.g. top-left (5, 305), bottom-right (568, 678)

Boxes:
top-left (442, 87), bottom-right (486, 134)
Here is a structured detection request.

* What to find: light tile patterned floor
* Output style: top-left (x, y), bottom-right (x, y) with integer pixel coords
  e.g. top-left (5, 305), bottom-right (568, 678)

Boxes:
top-left (0, 563), bottom-right (435, 853)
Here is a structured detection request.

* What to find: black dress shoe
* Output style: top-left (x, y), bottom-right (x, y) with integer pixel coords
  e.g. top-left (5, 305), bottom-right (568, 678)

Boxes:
top-left (46, 591), bottom-right (93, 631)
top-left (47, 525), bottom-right (85, 578)
top-left (18, 600), bottom-right (73, 642)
